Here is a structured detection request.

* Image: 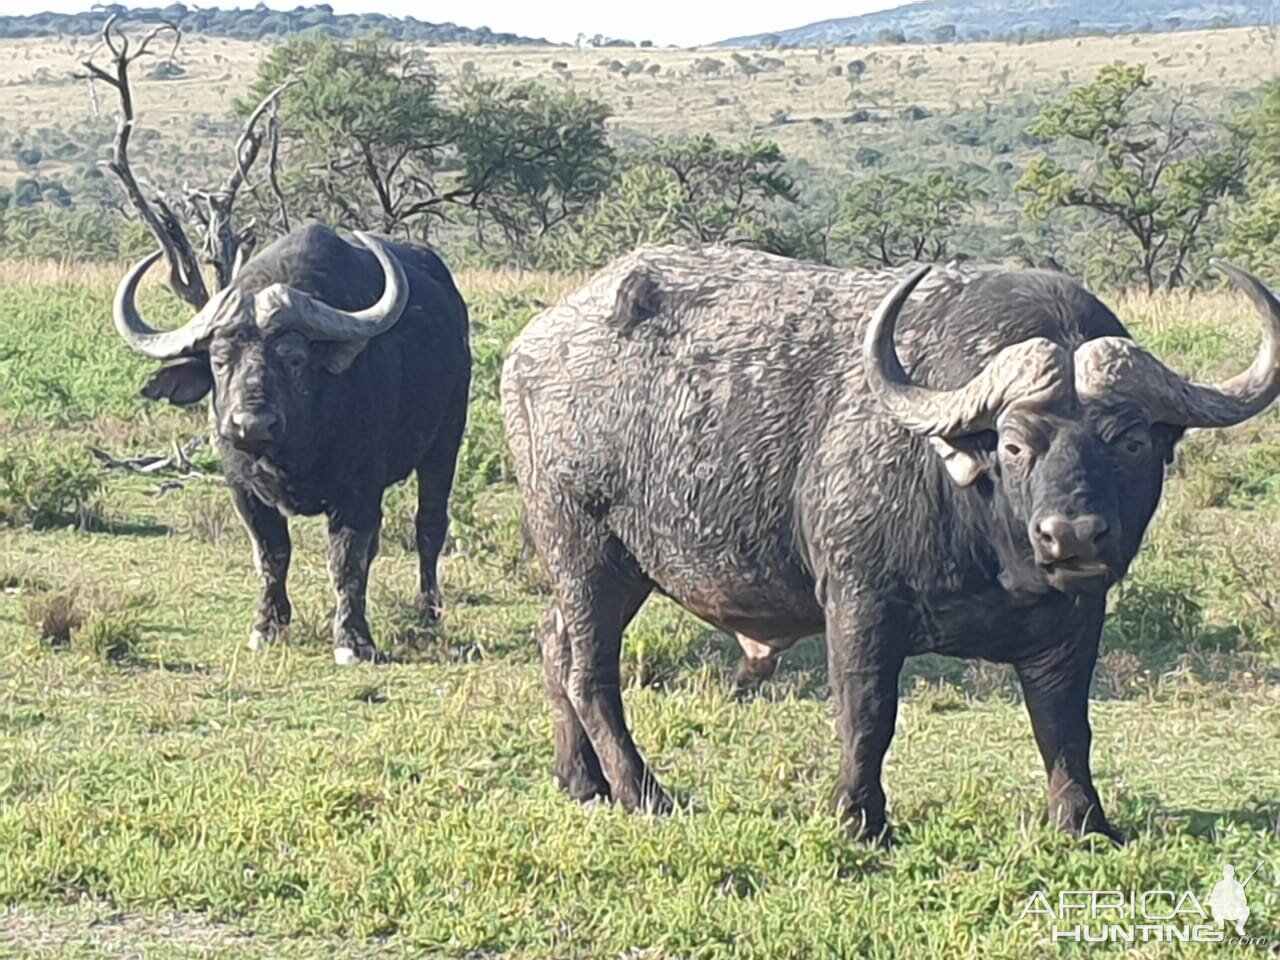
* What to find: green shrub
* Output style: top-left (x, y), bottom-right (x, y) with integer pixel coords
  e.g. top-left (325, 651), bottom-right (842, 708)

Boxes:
top-left (78, 610), bottom-right (144, 664)
top-left (0, 437), bottom-right (102, 529)
top-left (23, 588), bottom-right (84, 646)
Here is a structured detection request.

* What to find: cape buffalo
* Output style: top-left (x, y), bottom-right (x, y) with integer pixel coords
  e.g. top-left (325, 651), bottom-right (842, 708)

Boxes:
top-left (113, 224), bottom-right (471, 664)
top-left (501, 245), bottom-right (1278, 841)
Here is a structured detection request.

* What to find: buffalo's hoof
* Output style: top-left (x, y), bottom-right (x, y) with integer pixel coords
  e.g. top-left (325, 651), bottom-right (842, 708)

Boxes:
top-left (1048, 786), bottom-right (1122, 845)
top-left (555, 767), bottom-right (611, 804)
top-left (831, 791), bottom-right (892, 847)
top-left (333, 644), bottom-right (376, 666)
top-left (554, 749), bottom-right (611, 804)
top-left (415, 593), bottom-right (444, 624)
top-left (1055, 809), bottom-right (1124, 846)
top-left (841, 814), bottom-right (893, 847)
top-left (248, 622), bottom-right (289, 652)
top-left (733, 655), bottom-right (778, 698)
top-left (616, 777), bottom-right (674, 815)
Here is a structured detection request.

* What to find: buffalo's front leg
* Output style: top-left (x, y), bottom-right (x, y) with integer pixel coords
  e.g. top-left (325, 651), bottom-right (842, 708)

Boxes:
top-left (825, 593), bottom-right (905, 844)
top-left (1015, 608), bottom-right (1119, 842)
top-left (327, 511), bottom-right (380, 665)
top-left (231, 485), bottom-right (291, 651)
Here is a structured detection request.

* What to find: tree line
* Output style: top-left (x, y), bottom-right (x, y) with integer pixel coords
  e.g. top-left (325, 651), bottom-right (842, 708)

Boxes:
top-left (1, 27), bottom-right (1275, 291)
top-left (0, 4), bottom-right (542, 44)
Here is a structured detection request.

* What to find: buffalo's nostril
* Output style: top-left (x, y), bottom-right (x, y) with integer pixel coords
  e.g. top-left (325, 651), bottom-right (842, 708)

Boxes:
top-left (1081, 515), bottom-right (1109, 545)
top-left (1033, 513), bottom-right (1107, 562)
top-left (230, 411), bottom-right (277, 442)
top-left (1034, 515), bottom-right (1072, 559)
top-left (1034, 519), bottom-right (1105, 563)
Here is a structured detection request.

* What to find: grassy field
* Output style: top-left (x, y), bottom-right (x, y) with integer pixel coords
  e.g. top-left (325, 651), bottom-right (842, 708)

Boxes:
top-left (0, 264), bottom-right (1278, 957)
top-left (1, 26), bottom-right (1276, 191)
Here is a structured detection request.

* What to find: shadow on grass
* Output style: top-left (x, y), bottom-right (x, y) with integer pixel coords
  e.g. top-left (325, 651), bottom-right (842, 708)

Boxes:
top-left (1166, 804), bottom-right (1280, 838)
top-left (124, 657), bottom-right (214, 674)
top-left (86, 517), bottom-right (172, 538)
top-left (653, 577), bottom-right (1273, 705)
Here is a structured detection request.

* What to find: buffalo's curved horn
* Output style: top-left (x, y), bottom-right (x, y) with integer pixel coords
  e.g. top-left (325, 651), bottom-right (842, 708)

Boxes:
top-left (863, 265), bottom-right (1070, 436)
top-left (268, 231), bottom-right (409, 342)
top-left (113, 251), bottom-right (230, 359)
top-left (1075, 260), bottom-right (1280, 427)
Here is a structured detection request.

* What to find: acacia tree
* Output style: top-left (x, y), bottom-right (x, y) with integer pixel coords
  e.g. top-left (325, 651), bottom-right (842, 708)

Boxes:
top-left (1218, 80), bottom-right (1280, 277)
top-left (244, 37), bottom-right (452, 235)
top-left (551, 135), bottom-right (800, 268)
top-left (1017, 62), bottom-right (1247, 292)
top-left (453, 78), bottom-right (613, 264)
top-left (245, 36), bottom-right (613, 252)
top-left (834, 171), bottom-right (977, 266)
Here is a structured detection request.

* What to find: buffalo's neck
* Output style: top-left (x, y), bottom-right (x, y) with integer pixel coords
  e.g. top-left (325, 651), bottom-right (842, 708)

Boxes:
top-left (896, 454), bottom-right (1100, 660)
top-left (222, 447), bottom-right (323, 516)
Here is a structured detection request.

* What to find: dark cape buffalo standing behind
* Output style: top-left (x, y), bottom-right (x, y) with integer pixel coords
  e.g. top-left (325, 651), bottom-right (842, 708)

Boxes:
top-left (501, 244), bottom-right (1279, 842)
top-left (113, 223), bottom-right (471, 665)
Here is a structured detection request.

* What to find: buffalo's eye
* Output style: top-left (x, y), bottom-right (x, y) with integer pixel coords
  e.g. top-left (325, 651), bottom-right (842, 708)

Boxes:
top-left (273, 341), bottom-right (308, 373)
top-left (1003, 441), bottom-right (1027, 459)
top-left (1111, 429), bottom-right (1151, 457)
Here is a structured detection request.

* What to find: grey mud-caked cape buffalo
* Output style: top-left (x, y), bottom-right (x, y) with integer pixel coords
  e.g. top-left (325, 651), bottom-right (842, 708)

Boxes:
top-left (113, 224), bottom-right (471, 664)
top-left (501, 244), bottom-right (1279, 842)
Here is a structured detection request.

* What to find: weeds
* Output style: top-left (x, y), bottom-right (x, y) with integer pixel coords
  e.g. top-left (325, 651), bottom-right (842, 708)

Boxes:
top-left (77, 609), bottom-right (144, 663)
top-left (0, 436), bottom-right (103, 529)
top-left (178, 486), bottom-right (236, 545)
top-left (23, 588), bottom-right (83, 646)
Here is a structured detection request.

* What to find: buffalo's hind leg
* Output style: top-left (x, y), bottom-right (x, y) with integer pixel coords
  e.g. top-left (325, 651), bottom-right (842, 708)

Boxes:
top-left (539, 537), bottom-right (668, 812)
top-left (539, 602), bottom-right (609, 802)
top-left (413, 420), bottom-right (464, 622)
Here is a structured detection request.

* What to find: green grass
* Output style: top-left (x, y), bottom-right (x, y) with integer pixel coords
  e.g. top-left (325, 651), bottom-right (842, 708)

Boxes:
top-left (0, 272), bottom-right (1278, 957)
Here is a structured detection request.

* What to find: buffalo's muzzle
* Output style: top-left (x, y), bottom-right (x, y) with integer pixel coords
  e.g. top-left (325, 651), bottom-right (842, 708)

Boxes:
top-left (227, 410), bottom-right (278, 445)
top-left (1032, 512), bottom-right (1114, 588)
top-left (1032, 513), bottom-right (1108, 562)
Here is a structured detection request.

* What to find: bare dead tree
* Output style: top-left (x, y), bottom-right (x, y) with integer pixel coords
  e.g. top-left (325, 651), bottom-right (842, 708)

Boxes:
top-left (183, 79), bottom-right (294, 289)
top-left (78, 15), bottom-right (207, 306)
top-left (78, 15), bottom-right (291, 304)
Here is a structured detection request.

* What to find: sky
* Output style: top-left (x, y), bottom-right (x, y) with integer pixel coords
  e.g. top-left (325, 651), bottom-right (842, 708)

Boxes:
top-left (10, 0), bottom-right (901, 47)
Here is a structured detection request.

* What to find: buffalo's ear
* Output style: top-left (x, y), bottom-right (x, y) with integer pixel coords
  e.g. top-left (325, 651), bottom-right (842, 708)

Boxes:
top-left (140, 357), bottom-right (213, 406)
top-left (929, 436), bottom-right (985, 487)
top-left (1152, 423), bottom-right (1186, 465)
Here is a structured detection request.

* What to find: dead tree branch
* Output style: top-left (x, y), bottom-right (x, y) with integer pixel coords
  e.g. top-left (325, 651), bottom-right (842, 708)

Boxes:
top-left (78, 14), bottom-right (208, 307)
top-left (183, 79), bottom-right (294, 288)
top-left (78, 16), bottom-right (293, 300)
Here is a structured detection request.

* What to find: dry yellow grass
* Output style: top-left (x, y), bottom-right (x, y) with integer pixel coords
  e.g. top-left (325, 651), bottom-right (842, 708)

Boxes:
top-left (1, 26), bottom-right (1276, 186)
top-left (0, 256), bottom-right (586, 306)
top-left (7, 255), bottom-right (1261, 336)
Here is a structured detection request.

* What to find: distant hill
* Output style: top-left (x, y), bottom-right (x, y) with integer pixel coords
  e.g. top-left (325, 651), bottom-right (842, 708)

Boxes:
top-left (716, 0), bottom-right (1277, 46)
top-left (0, 3), bottom-right (550, 44)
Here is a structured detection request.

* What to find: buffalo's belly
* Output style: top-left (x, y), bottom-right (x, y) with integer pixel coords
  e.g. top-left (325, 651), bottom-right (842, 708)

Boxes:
top-left (608, 505), bottom-right (824, 645)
